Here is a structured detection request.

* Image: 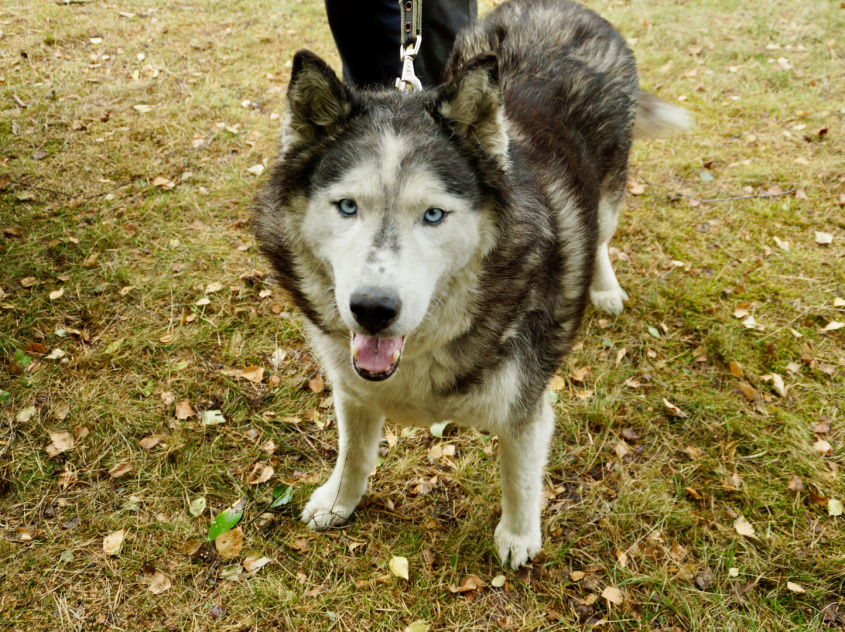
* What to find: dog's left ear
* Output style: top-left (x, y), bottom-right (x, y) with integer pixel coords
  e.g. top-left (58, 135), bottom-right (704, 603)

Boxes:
top-left (282, 50), bottom-right (351, 152)
top-left (437, 53), bottom-right (509, 168)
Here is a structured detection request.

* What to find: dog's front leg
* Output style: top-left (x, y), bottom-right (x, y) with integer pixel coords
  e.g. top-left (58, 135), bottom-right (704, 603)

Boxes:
top-left (494, 396), bottom-right (555, 569)
top-left (301, 391), bottom-right (384, 530)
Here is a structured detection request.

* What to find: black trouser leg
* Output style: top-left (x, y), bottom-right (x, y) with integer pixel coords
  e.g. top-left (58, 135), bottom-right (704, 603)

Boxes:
top-left (324, 0), bottom-right (477, 88)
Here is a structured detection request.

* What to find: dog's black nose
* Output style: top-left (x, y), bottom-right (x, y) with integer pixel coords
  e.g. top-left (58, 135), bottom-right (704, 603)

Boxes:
top-left (350, 290), bottom-right (401, 333)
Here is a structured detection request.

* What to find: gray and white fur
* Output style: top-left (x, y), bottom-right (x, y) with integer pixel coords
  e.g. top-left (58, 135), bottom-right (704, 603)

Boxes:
top-left (254, 0), bottom-right (689, 568)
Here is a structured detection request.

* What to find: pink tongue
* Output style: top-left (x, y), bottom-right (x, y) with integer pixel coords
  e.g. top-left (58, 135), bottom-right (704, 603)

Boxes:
top-left (353, 335), bottom-right (404, 373)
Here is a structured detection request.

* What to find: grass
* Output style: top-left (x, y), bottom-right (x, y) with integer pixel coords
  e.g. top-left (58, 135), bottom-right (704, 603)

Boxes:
top-left (1, 0), bottom-right (844, 629)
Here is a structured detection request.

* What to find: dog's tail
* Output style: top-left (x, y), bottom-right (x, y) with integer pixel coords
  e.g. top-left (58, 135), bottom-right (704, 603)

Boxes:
top-left (634, 89), bottom-right (693, 139)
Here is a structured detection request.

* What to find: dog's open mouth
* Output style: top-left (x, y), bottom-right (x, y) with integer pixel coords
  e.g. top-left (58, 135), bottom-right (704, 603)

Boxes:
top-left (351, 334), bottom-right (404, 381)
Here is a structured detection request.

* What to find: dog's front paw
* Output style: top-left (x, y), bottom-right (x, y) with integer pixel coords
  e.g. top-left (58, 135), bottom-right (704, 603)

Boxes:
top-left (590, 287), bottom-right (628, 316)
top-left (494, 521), bottom-right (542, 570)
top-left (301, 483), bottom-right (357, 530)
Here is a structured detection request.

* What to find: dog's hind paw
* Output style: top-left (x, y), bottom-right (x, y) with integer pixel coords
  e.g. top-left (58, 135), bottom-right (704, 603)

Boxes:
top-left (494, 522), bottom-right (542, 570)
top-left (301, 485), bottom-right (356, 530)
top-left (590, 287), bottom-right (628, 317)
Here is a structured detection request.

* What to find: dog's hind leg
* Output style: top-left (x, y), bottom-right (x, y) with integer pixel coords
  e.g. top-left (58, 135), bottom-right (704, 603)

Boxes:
top-left (302, 392), bottom-right (384, 530)
top-left (590, 192), bottom-right (629, 316)
top-left (494, 397), bottom-right (555, 569)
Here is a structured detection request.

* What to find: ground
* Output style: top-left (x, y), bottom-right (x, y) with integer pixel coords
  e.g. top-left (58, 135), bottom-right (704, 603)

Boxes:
top-left (1, 0), bottom-right (844, 630)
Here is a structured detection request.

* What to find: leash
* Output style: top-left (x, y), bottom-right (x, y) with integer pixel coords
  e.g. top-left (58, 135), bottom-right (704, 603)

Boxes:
top-left (395, 0), bottom-right (423, 91)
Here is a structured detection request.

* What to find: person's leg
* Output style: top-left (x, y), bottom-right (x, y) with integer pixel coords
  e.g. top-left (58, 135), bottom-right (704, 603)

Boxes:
top-left (324, 0), bottom-right (477, 88)
top-left (418, 0), bottom-right (477, 85)
top-left (324, 0), bottom-right (400, 88)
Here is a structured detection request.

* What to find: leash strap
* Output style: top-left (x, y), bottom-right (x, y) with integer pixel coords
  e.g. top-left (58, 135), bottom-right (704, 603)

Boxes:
top-left (395, 0), bottom-right (423, 91)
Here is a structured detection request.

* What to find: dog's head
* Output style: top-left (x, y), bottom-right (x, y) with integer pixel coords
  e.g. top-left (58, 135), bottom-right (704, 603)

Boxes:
top-left (258, 50), bottom-right (510, 382)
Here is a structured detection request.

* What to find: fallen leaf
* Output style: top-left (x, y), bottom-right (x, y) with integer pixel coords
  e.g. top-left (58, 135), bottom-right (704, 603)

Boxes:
top-left (761, 373), bottom-right (786, 397)
top-left (570, 570), bottom-right (586, 581)
top-left (814, 439), bottom-right (833, 456)
top-left (615, 549), bottom-right (629, 568)
top-left (290, 538), bottom-right (310, 552)
top-left (109, 462), bottom-right (133, 479)
top-left (729, 361), bottom-right (743, 378)
top-left (17, 406), bottom-right (37, 422)
top-left (205, 282), bottom-right (223, 294)
top-left (49, 287), bottom-right (64, 300)
top-left (208, 498), bottom-right (245, 542)
top-left (549, 375), bottom-right (565, 391)
top-left (141, 569), bottom-right (172, 594)
top-left (728, 567), bottom-right (739, 577)
top-left (628, 181), bottom-right (646, 195)
top-left (663, 398), bottom-right (688, 418)
top-left (389, 556), bottom-right (409, 580)
top-left (243, 555), bottom-right (273, 573)
top-left (787, 473), bottom-right (804, 492)
top-left (152, 176), bottom-right (175, 190)
top-left (230, 366), bottom-right (265, 384)
top-left (695, 567), bottom-right (714, 590)
top-left (814, 231), bottom-right (833, 245)
top-left (308, 374), bottom-right (325, 393)
top-left (215, 526), bottom-right (243, 558)
top-left (175, 400), bottom-right (194, 420)
top-left (198, 409), bottom-right (225, 426)
top-left (246, 462), bottom-right (274, 485)
top-left (822, 321), bottom-right (843, 331)
top-left (773, 236), bottom-right (790, 251)
top-left (786, 581), bottom-right (806, 594)
top-left (103, 529), bottom-right (125, 555)
top-left (737, 382), bottom-right (758, 401)
top-left (601, 586), bottom-right (624, 605)
top-left (829, 499), bottom-right (844, 517)
top-left (430, 420), bottom-right (449, 438)
top-left (571, 366), bottom-right (591, 383)
top-left (247, 164), bottom-right (265, 176)
top-left (189, 497), bottom-right (206, 517)
top-left (449, 573), bottom-right (486, 594)
top-left (46, 430), bottom-right (74, 457)
top-left (139, 436), bottom-right (162, 450)
top-left (733, 516), bottom-right (755, 537)
top-left (405, 621), bottom-right (430, 632)
top-left (733, 304), bottom-right (751, 319)
top-left (491, 575), bottom-right (507, 588)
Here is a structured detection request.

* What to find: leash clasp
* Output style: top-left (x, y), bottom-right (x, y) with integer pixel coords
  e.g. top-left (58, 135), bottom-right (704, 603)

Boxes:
top-left (395, 36), bottom-right (422, 92)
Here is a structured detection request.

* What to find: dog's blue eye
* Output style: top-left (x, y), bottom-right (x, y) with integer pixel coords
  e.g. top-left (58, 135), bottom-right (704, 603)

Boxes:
top-left (336, 199), bottom-right (358, 217)
top-left (423, 208), bottom-right (445, 224)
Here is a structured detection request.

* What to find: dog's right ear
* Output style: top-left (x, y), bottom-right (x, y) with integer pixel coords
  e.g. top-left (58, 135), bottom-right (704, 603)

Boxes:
top-left (282, 50), bottom-right (351, 152)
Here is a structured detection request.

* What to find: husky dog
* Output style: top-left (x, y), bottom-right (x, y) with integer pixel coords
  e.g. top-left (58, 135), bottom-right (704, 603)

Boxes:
top-left (255, 0), bottom-right (689, 568)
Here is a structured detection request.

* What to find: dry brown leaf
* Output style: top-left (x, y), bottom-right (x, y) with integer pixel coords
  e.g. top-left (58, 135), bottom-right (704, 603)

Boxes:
top-left (787, 473), bottom-right (804, 492)
top-left (663, 398), bottom-right (688, 418)
top-left (103, 529), bottom-right (125, 555)
top-left (175, 400), bottom-right (194, 420)
top-left (237, 366), bottom-right (265, 384)
top-left (628, 181), bottom-right (646, 195)
top-left (142, 569), bottom-right (172, 595)
top-left (20, 276), bottom-right (37, 288)
top-left (615, 549), bottom-right (629, 568)
top-left (733, 516), bottom-right (755, 537)
top-left (449, 573), bottom-right (486, 594)
top-left (729, 361), bottom-right (743, 379)
top-left (822, 321), bottom-right (843, 331)
top-left (813, 439), bottom-right (833, 456)
top-left (290, 538), bottom-right (310, 552)
top-left (736, 382), bottom-right (758, 401)
top-left (570, 570), bottom-right (586, 581)
top-left (46, 430), bottom-right (75, 457)
top-left (243, 555), bottom-right (273, 573)
top-left (153, 176), bottom-right (176, 190)
top-left (308, 374), bottom-right (325, 393)
top-left (814, 231), bottom-right (833, 245)
top-left (109, 462), bottom-right (133, 479)
top-left (139, 436), bottom-right (163, 450)
top-left (601, 585), bottom-right (624, 605)
top-left (246, 463), bottom-right (274, 485)
top-left (549, 374), bottom-right (565, 391)
top-left (49, 287), bottom-right (64, 300)
top-left (571, 366), bottom-right (591, 383)
top-left (733, 304), bottom-right (751, 319)
top-left (215, 527), bottom-right (243, 559)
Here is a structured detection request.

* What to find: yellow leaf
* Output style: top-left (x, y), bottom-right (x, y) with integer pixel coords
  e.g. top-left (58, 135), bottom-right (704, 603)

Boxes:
top-left (49, 287), bottom-right (64, 300)
top-left (548, 375), bottom-right (565, 391)
top-left (786, 581), bottom-right (806, 593)
top-left (389, 556), bottom-right (409, 580)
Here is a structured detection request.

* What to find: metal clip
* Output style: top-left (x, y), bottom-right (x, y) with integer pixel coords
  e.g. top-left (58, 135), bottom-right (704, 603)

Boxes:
top-left (395, 36), bottom-right (422, 92)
